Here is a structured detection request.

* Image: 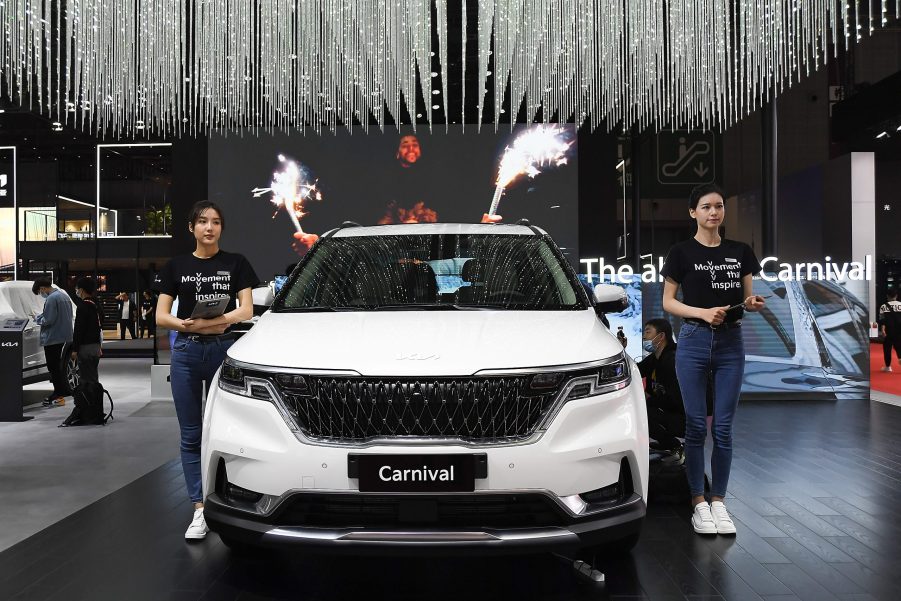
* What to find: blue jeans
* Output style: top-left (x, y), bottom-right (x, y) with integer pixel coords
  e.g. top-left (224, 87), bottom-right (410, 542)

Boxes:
top-left (674, 323), bottom-right (745, 498)
top-left (170, 334), bottom-right (233, 503)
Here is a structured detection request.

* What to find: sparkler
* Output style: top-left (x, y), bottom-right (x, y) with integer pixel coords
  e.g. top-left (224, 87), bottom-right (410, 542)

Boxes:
top-left (251, 154), bottom-right (322, 234)
top-left (488, 125), bottom-right (572, 216)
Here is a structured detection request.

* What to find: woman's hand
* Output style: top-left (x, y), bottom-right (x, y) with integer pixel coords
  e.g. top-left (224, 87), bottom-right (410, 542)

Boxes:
top-left (181, 318), bottom-right (229, 335)
top-left (700, 306), bottom-right (728, 326)
top-left (481, 213), bottom-right (502, 224)
top-left (744, 295), bottom-right (766, 312)
top-left (292, 232), bottom-right (320, 256)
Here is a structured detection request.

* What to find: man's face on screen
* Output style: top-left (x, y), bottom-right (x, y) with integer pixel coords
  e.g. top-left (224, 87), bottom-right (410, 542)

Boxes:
top-left (396, 135), bottom-right (422, 167)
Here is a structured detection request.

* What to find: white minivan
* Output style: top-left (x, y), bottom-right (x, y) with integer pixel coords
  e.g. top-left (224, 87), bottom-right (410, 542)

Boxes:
top-left (202, 223), bottom-right (649, 557)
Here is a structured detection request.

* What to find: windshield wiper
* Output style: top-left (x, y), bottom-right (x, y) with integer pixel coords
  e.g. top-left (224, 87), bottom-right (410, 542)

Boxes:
top-left (453, 303), bottom-right (511, 310)
top-left (370, 303), bottom-right (460, 311)
top-left (275, 306), bottom-right (360, 312)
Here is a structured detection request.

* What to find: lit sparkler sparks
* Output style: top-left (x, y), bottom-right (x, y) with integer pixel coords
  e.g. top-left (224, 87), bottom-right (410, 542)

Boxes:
top-left (488, 125), bottom-right (572, 216)
top-left (251, 154), bottom-right (322, 234)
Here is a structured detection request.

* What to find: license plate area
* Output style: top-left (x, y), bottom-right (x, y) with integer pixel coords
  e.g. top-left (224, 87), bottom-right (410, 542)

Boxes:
top-left (352, 454), bottom-right (482, 493)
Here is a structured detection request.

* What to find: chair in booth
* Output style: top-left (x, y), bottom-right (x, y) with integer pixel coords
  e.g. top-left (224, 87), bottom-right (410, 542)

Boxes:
top-left (457, 259), bottom-right (486, 305)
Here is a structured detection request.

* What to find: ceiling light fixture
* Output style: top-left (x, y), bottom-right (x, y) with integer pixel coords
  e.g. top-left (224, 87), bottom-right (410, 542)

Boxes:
top-left (0, 1), bottom-right (895, 136)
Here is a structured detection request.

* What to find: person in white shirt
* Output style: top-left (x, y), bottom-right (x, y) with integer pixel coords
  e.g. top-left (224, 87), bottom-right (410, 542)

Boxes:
top-left (116, 292), bottom-right (137, 340)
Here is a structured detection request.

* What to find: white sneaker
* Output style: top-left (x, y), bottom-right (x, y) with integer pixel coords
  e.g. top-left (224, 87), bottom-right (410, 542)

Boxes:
top-left (185, 508), bottom-right (209, 540)
top-left (710, 501), bottom-right (737, 534)
top-left (691, 501), bottom-right (717, 534)
top-left (881, 366), bottom-right (893, 372)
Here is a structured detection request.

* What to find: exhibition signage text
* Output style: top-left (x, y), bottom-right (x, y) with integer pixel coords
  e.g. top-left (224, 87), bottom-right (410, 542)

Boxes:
top-left (580, 255), bottom-right (873, 283)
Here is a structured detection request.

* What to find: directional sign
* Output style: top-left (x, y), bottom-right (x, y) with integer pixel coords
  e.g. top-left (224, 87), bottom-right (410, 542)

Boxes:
top-left (656, 131), bottom-right (716, 186)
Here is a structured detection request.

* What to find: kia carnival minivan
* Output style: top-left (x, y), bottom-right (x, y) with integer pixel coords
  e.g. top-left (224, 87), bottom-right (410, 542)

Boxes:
top-left (202, 223), bottom-right (649, 557)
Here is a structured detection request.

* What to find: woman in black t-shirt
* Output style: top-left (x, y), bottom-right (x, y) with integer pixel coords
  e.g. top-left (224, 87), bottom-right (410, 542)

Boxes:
top-left (661, 184), bottom-right (765, 537)
top-left (154, 200), bottom-right (259, 541)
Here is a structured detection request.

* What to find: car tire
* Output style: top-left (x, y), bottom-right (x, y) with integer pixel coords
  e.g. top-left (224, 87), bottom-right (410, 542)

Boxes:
top-left (63, 342), bottom-right (80, 394)
top-left (578, 531), bottom-right (641, 561)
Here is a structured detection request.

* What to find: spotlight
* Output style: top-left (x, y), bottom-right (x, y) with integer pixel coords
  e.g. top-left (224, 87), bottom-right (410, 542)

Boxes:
top-left (876, 131), bottom-right (888, 139)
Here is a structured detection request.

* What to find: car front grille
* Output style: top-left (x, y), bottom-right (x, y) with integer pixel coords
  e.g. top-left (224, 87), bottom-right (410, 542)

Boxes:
top-left (280, 376), bottom-right (559, 444)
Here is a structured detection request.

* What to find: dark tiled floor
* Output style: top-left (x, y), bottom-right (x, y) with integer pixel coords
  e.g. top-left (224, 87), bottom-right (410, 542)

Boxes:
top-left (1, 399), bottom-right (899, 601)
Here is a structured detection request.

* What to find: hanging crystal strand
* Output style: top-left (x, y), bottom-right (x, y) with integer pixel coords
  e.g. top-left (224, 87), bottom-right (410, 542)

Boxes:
top-left (476, 1), bottom-right (493, 129)
top-left (491, 0), bottom-right (504, 128)
top-left (430, 0), bottom-right (448, 131)
top-left (459, 0), bottom-right (465, 129)
top-left (0, 0), bottom-right (6, 93)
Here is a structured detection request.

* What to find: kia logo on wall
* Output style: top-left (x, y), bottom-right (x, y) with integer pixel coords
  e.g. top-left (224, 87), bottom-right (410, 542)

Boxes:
top-left (1, 341), bottom-right (18, 347)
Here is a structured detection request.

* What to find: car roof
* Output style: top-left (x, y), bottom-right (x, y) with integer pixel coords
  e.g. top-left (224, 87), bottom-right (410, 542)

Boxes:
top-left (329, 223), bottom-right (544, 238)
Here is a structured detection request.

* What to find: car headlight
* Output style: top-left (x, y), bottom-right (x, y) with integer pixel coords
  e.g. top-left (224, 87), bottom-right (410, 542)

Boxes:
top-left (217, 358), bottom-right (297, 428)
top-left (218, 358), bottom-right (272, 399)
top-left (564, 356), bottom-right (631, 401)
top-left (219, 359), bottom-right (246, 392)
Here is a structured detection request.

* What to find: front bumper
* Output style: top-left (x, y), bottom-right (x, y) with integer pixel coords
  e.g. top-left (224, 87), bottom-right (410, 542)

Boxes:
top-left (201, 367), bottom-right (649, 554)
top-left (204, 491), bottom-right (645, 556)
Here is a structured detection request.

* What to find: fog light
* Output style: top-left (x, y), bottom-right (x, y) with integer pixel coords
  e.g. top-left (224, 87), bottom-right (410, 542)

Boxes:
top-left (226, 482), bottom-right (263, 504)
top-left (580, 458), bottom-right (634, 506)
top-left (580, 482), bottom-right (621, 505)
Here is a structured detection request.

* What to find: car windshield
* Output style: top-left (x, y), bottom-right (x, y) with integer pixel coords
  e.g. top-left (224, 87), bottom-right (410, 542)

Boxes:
top-left (275, 234), bottom-right (587, 311)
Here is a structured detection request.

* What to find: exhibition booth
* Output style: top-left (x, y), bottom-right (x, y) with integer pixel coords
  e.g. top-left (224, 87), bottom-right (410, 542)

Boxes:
top-left (1, 1), bottom-right (901, 600)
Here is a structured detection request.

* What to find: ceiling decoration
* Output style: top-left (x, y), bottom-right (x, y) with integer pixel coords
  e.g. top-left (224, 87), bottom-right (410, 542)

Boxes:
top-left (1, 0), bottom-right (897, 137)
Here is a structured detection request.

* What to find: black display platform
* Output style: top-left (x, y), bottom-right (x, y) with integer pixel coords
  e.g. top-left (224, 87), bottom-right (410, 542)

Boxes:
top-left (1, 399), bottom-right (900, 600)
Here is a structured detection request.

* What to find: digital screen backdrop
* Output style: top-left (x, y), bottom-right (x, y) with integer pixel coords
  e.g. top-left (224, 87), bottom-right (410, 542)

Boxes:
top-left (642, 277), bottom-right (870, 400)
top-left (208, 126), bottom-right (578, 279)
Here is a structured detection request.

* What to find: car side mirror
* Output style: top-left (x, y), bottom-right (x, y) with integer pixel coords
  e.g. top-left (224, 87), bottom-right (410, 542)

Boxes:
top-left (593, 283), bottom-right (627, 314)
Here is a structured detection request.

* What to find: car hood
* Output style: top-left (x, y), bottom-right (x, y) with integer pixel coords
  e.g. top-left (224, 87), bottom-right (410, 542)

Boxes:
top-left (228, 309), bottom-right (623, 376)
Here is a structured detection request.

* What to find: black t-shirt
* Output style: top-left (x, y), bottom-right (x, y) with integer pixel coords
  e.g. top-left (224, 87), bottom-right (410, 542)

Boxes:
top-left (72, 298), bottom-right (102, 351)
top-left (879, 300), bottom-right (901, 335)
top-left (153, 251), bottom-right (260, 325)
top-left (661, 238), bottom-right (761, 322)
top-left (636, 345), bottom-right (683, 414)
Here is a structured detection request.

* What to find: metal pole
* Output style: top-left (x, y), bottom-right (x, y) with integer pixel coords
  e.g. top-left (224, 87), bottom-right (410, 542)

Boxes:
top-left (761, 101), bottom-right (778, 256)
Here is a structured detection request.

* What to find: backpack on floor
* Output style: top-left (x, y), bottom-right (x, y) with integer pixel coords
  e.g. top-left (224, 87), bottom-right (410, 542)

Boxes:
top-left (59, 381), bottom-right (114, 427)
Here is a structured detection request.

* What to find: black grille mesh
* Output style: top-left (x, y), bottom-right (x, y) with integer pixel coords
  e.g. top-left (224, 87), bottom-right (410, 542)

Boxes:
top-left (273, 493), bottom-right (568, 528)
top-left (281, 376), bottom-right (558, 443)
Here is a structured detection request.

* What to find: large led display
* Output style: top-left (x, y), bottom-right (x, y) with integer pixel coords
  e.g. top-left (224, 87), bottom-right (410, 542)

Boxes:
top-left (641, 276), bottom-right (870, 400)
top-left (208, 126), bottom-right (578, 279)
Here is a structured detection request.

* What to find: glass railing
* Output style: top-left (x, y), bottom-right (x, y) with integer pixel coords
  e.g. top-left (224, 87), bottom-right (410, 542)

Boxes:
top-left (98, 207), bottom-right (172, 237)
top-left (21, 205), bottom-right (172, 240)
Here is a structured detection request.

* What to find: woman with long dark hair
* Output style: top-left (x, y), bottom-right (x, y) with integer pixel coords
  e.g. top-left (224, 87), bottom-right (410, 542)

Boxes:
top-left (661, 184), bottom-right (765, 536)
top-left (154, 201), bottom-right (259, 540)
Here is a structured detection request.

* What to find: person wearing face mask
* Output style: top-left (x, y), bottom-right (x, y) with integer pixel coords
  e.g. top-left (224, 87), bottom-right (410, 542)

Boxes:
top-left (71, 277), bottom-right (103, 389)
top-left (32, 277), bottom-right (74, 406)
top-left (636, 318), bottom-right (684, 452)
